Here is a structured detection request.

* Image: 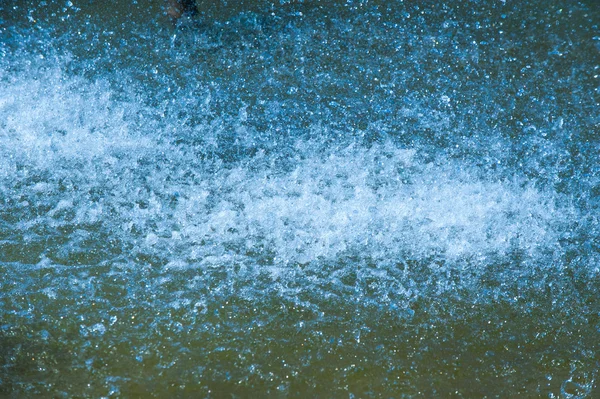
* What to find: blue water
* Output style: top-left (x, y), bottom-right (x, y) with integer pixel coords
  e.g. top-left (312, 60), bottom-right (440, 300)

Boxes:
top-left (1, 0), bottom-right (599, 397)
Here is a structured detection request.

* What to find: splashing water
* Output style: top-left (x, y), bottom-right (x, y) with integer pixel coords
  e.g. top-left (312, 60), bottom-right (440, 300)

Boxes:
top-left (1, 0), bottom-right (599, 397)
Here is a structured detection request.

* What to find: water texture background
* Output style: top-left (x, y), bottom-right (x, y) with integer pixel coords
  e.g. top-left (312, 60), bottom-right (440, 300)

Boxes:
top-left (0, 0), bottom-right (599, 397)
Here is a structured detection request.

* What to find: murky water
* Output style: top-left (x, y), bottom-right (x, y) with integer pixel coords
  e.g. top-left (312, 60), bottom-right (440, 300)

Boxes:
top-left (1, 0), bottom-right (599, 397)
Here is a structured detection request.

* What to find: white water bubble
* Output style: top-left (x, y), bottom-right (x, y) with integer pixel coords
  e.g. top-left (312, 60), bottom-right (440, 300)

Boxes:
top-left (145, 233), bottom-right (159, 246)
top-left (90, 323), bottom-right (106, 336)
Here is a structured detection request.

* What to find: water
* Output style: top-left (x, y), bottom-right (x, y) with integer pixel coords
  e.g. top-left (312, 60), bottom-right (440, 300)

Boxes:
top-left (1, 0), bottom-right (599, 397)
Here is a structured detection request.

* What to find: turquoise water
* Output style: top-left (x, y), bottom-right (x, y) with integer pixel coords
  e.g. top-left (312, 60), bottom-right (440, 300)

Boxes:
top-left (1, 0), bottom-right (599, 397)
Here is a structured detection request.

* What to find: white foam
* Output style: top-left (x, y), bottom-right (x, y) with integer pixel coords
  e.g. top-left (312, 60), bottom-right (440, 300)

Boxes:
top-left (0, 60), bottom-right (579, 297)
top-left (166, 143), bottom-right (571, 270)
top-left (0, 66), bottom-right (154, 173)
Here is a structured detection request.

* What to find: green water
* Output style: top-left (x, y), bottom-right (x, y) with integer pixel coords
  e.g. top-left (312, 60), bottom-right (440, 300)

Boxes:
top-left (0, 0), bottom-right (599, 397)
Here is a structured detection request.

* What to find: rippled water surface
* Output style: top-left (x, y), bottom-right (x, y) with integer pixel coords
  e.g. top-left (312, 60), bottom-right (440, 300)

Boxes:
top-left (1, 0), bottom-right (599, 397)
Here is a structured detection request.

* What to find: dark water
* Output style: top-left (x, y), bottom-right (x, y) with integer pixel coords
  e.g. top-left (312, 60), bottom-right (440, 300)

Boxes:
top-left (1, 0), bottom-right (599, 397)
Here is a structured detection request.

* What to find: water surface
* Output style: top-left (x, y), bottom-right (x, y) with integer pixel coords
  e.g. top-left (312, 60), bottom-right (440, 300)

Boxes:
top-left (1, 0), bottom-right (599, 397)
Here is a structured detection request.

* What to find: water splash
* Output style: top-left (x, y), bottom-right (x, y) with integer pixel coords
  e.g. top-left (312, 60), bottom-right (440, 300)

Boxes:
top-left (0, 0), bottom-right (598, 397)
